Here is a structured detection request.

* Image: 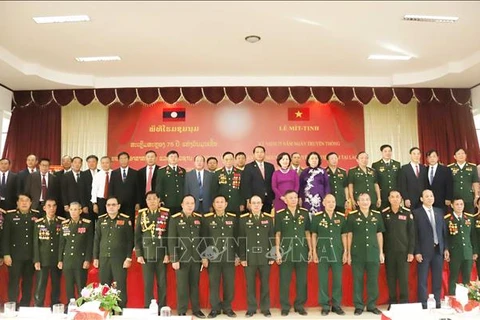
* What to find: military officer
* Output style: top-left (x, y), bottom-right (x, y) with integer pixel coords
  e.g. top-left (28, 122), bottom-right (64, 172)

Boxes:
top-left (275, 190), bottom-right (312, 316)
top-left (348, 152), bottom-right (381, 210)
top-left (2, 193), bottom-right (40, 307)
top-left (311, 194), bottom-right (347, 316)
top-left (212, 152), bottom-right (245, 215)
top-left (135, 191), bottom-right (170, 309)
top-left (58, 202), bottom-right (93, 302)
top-left (33, 199), bottom-right (65, 307)
top-left (381, 190), bottom-right (415, 307)
top-left (445, 198), bottom-right (478, 294)
top-left (346, 193), bottom-right (385, 315)
top-left (155, 150), bottom-right (186, 215)
top-left (448, 148), bottom-right (480, 214)
top-left (475, 199), bottom-right (480, 281)
top-left (239, 195), bottom-right (274, 318)
top-left (93, 197), bottom-right (133, 309)
top-left (168, 195), bottom-right (206, 318)
top-left (372, 145), bottom-right (401, 210)
top-left (326, 152), bottom-right (349, 212)
top-left (202, 195), bottom-right (238, 318)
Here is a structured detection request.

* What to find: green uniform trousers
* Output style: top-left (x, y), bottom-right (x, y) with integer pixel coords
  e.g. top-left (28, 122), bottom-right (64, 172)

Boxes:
top-left (352, 260), bottom-right (379, 310)
top-left (448, 258), bottom-right (473, 295)
top-left (385, 253), bottom-right (410, 304)
top-left (63, 268), bottom-right (87, 302)
top-left (279, 261), bottom-right (307, 311)
top-left (99, 257), bottom-right (128, 308)
top-left (317, 262), bottom-right (343, 310)
top-left (208, 263), bottom-right (235, 312)
top-left (175, 262), bottom-right (201, 314)
top-left (34, 266), bottom-right (62, 307)
top-left (8, 259), bottom-right (35, 306)
top-left (244, 264), bottom-right (270, 313)
top-left (142, 260), bottom-right (167, 308)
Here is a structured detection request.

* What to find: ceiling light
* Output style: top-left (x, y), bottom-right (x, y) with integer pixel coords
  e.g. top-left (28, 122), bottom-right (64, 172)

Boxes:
top-left (403, 14), bottom-right (459, 23)
top-left (75, 56), bottom-right (121, 62)
top-left (368, 54), bottom-right (412, 61)
top-left (33, 15), bottom-right (90, 24)
top-left (245, 35), bottom-right (261, 43)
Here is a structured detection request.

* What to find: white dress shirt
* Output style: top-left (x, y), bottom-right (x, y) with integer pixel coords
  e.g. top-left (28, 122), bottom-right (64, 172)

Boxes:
top-left (91, 169), bottom-right (112, 203)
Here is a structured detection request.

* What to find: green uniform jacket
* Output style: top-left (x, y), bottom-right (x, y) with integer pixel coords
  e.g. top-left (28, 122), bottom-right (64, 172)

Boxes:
top-left (155, 165), bottom-right (186, 209)
top-left (347, 210), bottom-right (385, 262)
top-left (167, 212), bottom-right (203, 263)
top-left (33, 216), bottom-right (66, 266)
top-left (347, 166), bottom-right (378, 204)
top-left (211, 167), bottom-right (244, 213)
top-left (326, 167), bottom-right (348, 205)
top-left (445, 212), bottom-right (478, 259)
top-left (311, 211), bottom-right (347, 263)
top-left (448, 162), bottom-right (479, 203)
top-left (2, 209), bottom-right (41, 261)
top-left (238, 212), bottom-right (274, 265)
top-left (381, 206), bottom-right (415, 255)
top-left (372, 159), bottom-right (401, 203)
top-left (203, 212), bottom-right (238, 263)
top-left (134, 207), bottom-right (170, 261)
top-left (93, 213), bottom-right (133, 260)
top-left (275, 207), bottom-right (311, 262)
top-left (475, 214), bottom-right (480, 255)
top-left (58, 218), bottom-right (93, 269)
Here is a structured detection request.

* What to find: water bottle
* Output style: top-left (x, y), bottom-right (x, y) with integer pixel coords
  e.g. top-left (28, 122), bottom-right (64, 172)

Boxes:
top-left (67, 298), bottom-right (77, 319)
top-left (149, 299), bottom-right (158, 317)
top-left (427, 294), bottom-right (436, 310)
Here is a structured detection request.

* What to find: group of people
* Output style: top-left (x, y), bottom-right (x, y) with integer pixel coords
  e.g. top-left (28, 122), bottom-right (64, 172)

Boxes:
top-left (0, 144), bottom-right (479, 317)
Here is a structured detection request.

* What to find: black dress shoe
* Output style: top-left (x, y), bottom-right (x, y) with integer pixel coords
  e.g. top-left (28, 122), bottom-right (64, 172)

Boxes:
top-left (179, 313), bottom-right (187, 316)
top-left (354, 308), bottom-right (363, 315)
top-left (207, 310), bottom-right (219, 318)
top-left (294, 308), bottom-right (308, 316)
top-left (367, 308), bottom-right (382, 315)
top-left (245, 310), bottom-right (256, 317)
top-left (281, 310), bottom-right (289, 316)
top-left (193, 310), bottom-right (207, 318)
top-left (224, 310), bottom-right (237, 318)
top-left (262, 310), bottom-right (271, 317)
top-left (321, 309), bottom-right (329, 316)
top-left (332, 306), bottom-right (345, 315)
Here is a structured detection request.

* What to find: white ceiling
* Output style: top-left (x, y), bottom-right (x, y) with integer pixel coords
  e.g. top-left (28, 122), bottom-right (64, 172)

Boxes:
top-left (0, 1), bottom-right (479, 90)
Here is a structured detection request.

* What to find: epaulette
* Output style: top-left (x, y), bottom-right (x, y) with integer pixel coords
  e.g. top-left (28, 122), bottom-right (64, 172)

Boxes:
top-left (82, 218), bottom-right (91, 223)
top-left (470, 212), bottom-right (479, 217)
top-left (263, 212), bottom-right (274, 218)
top-left (160, 207), bottom-right (170, 212)
top-left (62, 219), bottom-right (70, 224)
top-left (401, 207), bottom-right (411, 211)
top-left (226, 213), bottom-right (236, 217)
top-left (240, 213), bottom-right (250, 218)
top-left (464, 212), bottom-right (476, 218)
top-left (138, 208), bottom-right (148, 213)
top-left (276, 209), bottom-right (285, 213)
top-left (159, 165), bottom-right (168, 169)
top-left (193, 212), bottom-right (202, 217)
top-left (6, 209), bottom-right (16, 213)
top-left (36, 218), bottom-right (45, 223)
top-left (468, 162), bottom-right (477, 166)
top-left (57, 216), bottom-right (66, 221)
top-left (349, 166), bottom-right (358, 170)
top-left (444, 213), bottom-right (452, 219)
top-left (382, 207), bottom-right (390, 212)
top-left (98, 214), bottom-right (107, 219)
top-left (31, 209), bottom-right (39, 213)
top-left (350, 210), bottom-right (358, 214)
top-left (336, 211), bottom-right (345, 217)
top-left (171, 212), bottom-right (182, 218)
top-left (314, 211), bottom-right (323, 216)
top-left (371, 210), bottom-right (380, 214)
top-left (298, 207), bottom-right (309, 213)
top-left (447, 163), bottom-right (455, 167)
top-left (338, 167), bottom-right (347, 172)
top-left (119, 213), bottom-right (129, 219)
top-left (204, 212), bottom-right (214, 218)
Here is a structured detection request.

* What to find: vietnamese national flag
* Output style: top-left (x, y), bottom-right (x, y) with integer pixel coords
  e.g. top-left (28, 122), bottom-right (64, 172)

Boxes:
top-left (163, 108), bottom-right (186, 122)
top-left (288, 107), bottom-right (310, 121)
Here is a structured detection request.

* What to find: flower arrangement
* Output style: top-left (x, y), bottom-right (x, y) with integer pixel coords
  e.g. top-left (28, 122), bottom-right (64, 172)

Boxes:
top-left (76, 282), bottom-right (122, 315)
top-left (465, 281), bottom-right (480, 303)
top-left (449, 281), bottom-right (480, 313)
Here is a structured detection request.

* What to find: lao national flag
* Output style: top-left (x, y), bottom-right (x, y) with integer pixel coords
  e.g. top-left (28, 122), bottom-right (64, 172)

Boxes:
top-left (163, 108), bottom-right (186, 122)
top-left (288, 107), bottom-right (310, 121)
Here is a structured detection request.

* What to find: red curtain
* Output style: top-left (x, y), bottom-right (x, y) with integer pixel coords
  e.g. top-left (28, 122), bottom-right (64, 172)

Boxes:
top-left (2, 102), bottom-right (61, 172)
top-left (418, 101), bottom-right (480, 164)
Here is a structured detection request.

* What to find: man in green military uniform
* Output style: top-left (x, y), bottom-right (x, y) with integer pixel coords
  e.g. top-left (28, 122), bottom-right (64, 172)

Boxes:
top-left (239, 195), bottom-right (274, 318)
top-left (93, 197), bottom-right (133, 309)
top-left (372, 145), bottom-right (401, 210)
top-left (348, 152), bottom-right (381, 210)
top-left (202, 195), bottom-right (238, 318)
top-left (58, 202), bottom-right (93, 302)
top-left (275, 190), bottom-right (312, 316)
top-left (135, 191), bottom-right (170, 309)
top-left (347, 193), bottom-right (385, 315)
top-left (156, 150), bottom-right (186, 215)
top-left (2, 193), bottom-right (41, 307)
top-left (445, 198), bottom-right (478, 294)
top-left (168, 195), bottom-right (206, 318)
top-left (381, 190), bottom-right (414, 307)
top-left (448, 148), bottom-right (480, 214)
top-left (474, 200), bottom-right (480, 282)
top-left (33, 199), bottom-right (65, 307)
top-left (212, 152), bottom-right (244, 215)
top-left (311, 194), bottom-right (347, 316)
top-left (326, 152), bottom-right (349, 212)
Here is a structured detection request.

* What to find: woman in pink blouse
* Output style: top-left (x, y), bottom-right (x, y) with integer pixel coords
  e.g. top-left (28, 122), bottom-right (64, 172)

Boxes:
top-left (271, 152), bottom-right (300, 211)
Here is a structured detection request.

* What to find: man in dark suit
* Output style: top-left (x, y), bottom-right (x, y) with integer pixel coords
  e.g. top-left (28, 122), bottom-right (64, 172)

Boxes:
top-left (400, 147), bottom-right (428, 209)
top-left (24, 158), bottom-right (60, 213)
top-left (109, 152), bottom-right (141, 225)
top-left (0, 158), bottom-right (19, 211)
top-left (138, 150), bottom-right (160, 209)
top-left (184, 155), bottom-right (213, 214)
top-left (241, 146), bottom-right (275, 213)
top-left (81, 155), bottom-right (99, 221)
top-left (426, 150), bottom-right (453, 214)
top-left (61, 157), bottom-right (86, 217)
top-left (413, 189), bottom-right (449, 309)
top-left (17, 154), bottom-right (38, 194)
top-left (55, 155), bottom-right (72, 217)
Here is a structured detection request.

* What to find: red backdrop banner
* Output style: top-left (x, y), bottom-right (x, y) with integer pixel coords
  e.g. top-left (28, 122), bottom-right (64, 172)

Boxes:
top-left (107, 100), bottom-right (365, 169)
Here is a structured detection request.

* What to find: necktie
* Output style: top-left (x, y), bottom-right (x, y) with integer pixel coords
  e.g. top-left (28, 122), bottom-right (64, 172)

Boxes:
top-left (259, 163), bottom-right (265, 179)
top-left (428, 209), bottom-right (438, 244)
top-left (197, 171), bottom-right (203, 200)
top-left (0, 173), bottom-right (5, 198)
top-left (254, 213), bottom-right (260, 220)
top-left (122, 169), bottom-right (127, 182)
top-left (41, 174), bottom-right (47, 200)
top-left (429, 166), bottom-right (434, 185)
top-left (415, 164), bottom-right (419, 178)
top-left (146, 166), bottom-right (153, 193)
top-left (30, 169), bottom-right (34, 173)
top-left (76, 172), bottom-right (80, 183)
top-left (103, 172), bottom-right (109, 199)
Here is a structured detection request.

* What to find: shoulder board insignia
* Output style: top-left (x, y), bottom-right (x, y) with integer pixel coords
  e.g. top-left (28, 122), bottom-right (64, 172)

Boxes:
top-left (444, 214), bottom-right (451, 219)
top-left (82, 218), bottom-right (91, 223)
top-left (401, 207), bottom-right (411, 211)
top-left (336, 211), bottom-right (345, 216)
top-left (382, 207), bottom-right (390, 212)
top-left (314, 211), bottom-right (323, 216)
top-left (371, 210), bottom-right (380, 214)
top-left (98, 214), bottom-right (107, 219)
top-left (171, 212), bottom-right (182, 218)
top-left (468, 162), bottom-right (476, 166)
top-left (227, 213), bottom-right (236, 217)
top-left (62, 219), bottom-right (70, 224)
top-left (119, 213), bottom-right (130, 219)
top-left (349, 166), bottom-right (357, 170)
top-left (338, 167), bottom-right (347, 172)
top-left (36, 218), bottom-right (44, 223)
top-left (31, 209), bottom-right (39, 213)
top-left (276, 209), bottom-right (285, 213)
top-left (138, 208), bottom-right (148, 213)
top-left (299, 207), bottom-right (309, 213)
top-left (464, 212), bottom-right (475, 218)
top-left (447, 163), bottom-right (455, 167)
top-left (240, 213), bottom-right (250, 218)
top-left (57, 216), bottom-right (66, 220)
top-left (204, 212), bottom-right (214, 217)
top-left (193, 212), bottom-right (202, 217)
top-left (160, 207), bottom-right (170, 212)
top-left (6, 209), bottom-right (16, 213)
top-left (349, 210), bottom-right (358, 214)
top-left (159, 165), bottom-right (167, 169)
top-left (263, 212), bottom-right (274, 218)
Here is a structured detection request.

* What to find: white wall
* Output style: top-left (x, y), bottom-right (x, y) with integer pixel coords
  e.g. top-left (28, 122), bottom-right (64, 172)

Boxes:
top-left (0, 86), bottom-right (12, 131)
top-left (472, 85), bottom-right (480, 125)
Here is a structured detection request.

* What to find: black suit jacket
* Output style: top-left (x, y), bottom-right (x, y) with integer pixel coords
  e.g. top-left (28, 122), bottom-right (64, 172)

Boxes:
top-left (427, 164), bottom-right (453, 211)
top-left (399, 163), bottom-right (428, 209)
top-left (241, 161), bottom-right (275, 203)
top-left (137, 165), bottom-right (160, 207)
top-left (18, 168), bottom-right (34, 195)
top-left (24, 172), bottom-right (60, 210)
top-left (413, 206), bottom-right (448, 258)
top-left (109, 167), bottom-right (141, 207)
top-left (81, 169), bottom-right (98, 206)
top-left (61, 171), bottom-right (87, 207)
top-left (0, 172), bottom-right (19, 210)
